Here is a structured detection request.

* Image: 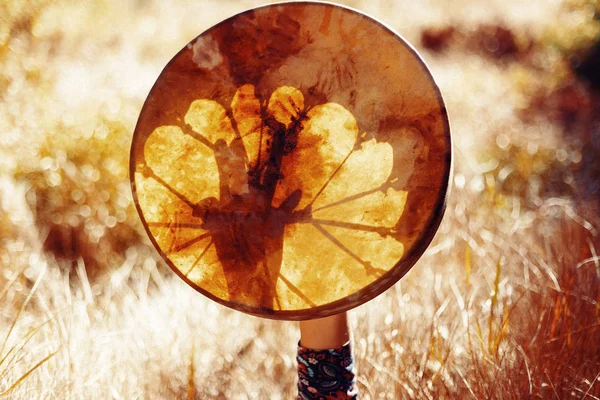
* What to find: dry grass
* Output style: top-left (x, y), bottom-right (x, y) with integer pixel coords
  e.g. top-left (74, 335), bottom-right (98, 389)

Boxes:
top-left (1, 0), bottom-right (600, 398)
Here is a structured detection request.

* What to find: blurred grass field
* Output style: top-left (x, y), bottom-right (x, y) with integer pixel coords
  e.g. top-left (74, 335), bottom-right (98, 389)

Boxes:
top-left (1, 0), bottom-right (600, 398)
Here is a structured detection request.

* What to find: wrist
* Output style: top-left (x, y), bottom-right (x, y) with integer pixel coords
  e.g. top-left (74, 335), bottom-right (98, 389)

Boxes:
top-left (299, 312), bottom-right (351, 350)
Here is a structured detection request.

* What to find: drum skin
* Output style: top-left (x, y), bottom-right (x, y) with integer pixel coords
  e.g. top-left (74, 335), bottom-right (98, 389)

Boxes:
top-left (130, 2), bottom-right (452, 320)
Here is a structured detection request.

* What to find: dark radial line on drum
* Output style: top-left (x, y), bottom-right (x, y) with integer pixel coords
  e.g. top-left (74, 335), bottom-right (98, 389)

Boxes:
top-left (278, 274), bottom-right (317, 307)
top-left (309, 219), bottom-right (396, 237)
top-left (226, 109), bottom-right (242, 139)
top-left (258, 253), bottom-right (282, 311)
top-left (183, 238), bottom-right (213, 277)
top-left (273, 292), bottom-right (282, 310)
top-left (167, 212), bottom-right (180, 254)
top-left (171, 232), bottom-right (212, 253)
top-left (181, 124), bottom-right (216, 151)
top-left (312, 222), bottom-right (386, 277)
top-left (142, 167), bottom-right (196, 209)
top-left (147, 222), bottom-right (206, 229)
top-left (311, 187), bottom-right (382, 213)
top-left (225, 108), bottom-right (250, 169)
top-left (305, 147), bottom-right (355, 210)
top-left (255, 105), bottom-right (267, 172)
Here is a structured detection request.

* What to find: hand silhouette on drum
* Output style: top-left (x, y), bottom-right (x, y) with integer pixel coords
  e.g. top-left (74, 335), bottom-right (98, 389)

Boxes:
top-left (135, 84), bottom-right (410, 313)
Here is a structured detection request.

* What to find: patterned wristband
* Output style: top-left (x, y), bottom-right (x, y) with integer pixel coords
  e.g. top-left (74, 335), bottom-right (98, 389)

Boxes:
top-left (296, 341), bottom-right (358, 399)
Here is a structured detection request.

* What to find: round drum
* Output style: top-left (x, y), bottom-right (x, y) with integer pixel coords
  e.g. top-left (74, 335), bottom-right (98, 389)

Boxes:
top-left (130, 2), bottom-right (452, 320)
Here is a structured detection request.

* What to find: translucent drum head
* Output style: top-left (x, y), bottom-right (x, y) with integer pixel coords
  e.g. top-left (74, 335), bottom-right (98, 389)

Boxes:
top-left (130, 2), bottom-right (452, 320)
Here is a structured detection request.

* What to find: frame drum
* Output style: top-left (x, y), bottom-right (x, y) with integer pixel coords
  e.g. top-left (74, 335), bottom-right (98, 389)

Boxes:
top-left (130, 2), bottom-right (452, 320)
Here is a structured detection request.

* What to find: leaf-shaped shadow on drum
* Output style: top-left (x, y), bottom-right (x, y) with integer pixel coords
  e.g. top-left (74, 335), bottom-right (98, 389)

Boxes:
top-left (134, 84), bottom-right (409, 311)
